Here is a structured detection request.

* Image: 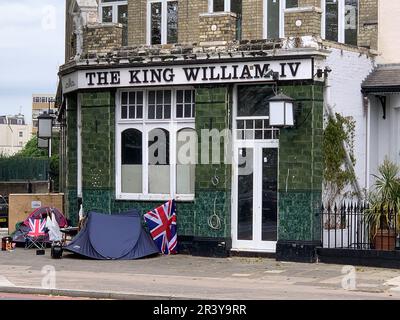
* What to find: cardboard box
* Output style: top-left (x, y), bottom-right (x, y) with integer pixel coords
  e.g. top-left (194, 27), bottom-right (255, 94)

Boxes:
top-left (8, 194), bottom-right (64, 232)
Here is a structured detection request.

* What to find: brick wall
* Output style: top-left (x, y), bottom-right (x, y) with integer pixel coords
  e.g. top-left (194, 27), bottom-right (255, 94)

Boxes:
top-left (242, 0), bottom-right (263, 40)
top-left (123, 0), bottom-right (378, 49)
top-left (65, 0), bottom-right (75, 61)
top-left (82, 24), bottom-right (123, 55)
top-left (127, 0), bottom-right (147, 46)
top-left (359, 0), bottom-right (378, 49)
top-left (178, 0), bottom-right (208, 44)
top-left (299, 0), bottom-right (321, 7)
top-left (285, 7), bottom-right (322, 37)
top-left (68, 0), bottom-right (379, 51)
top-left (199, 13), bottom-right (238, 44)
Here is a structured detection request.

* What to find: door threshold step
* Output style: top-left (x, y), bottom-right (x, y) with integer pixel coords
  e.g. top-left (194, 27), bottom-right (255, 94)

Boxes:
top-left (230, 250), bottom-right (276, 258)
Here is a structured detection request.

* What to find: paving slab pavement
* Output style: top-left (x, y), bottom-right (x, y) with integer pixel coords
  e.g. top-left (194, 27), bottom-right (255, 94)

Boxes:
top-left (0, 248), bottom-right (400, 300)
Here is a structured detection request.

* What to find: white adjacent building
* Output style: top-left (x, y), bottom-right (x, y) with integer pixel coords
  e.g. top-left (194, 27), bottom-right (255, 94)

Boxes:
top-left (0, 114), bottom-right (32, 156)
top-left (362, 0), bottom-right (400, 188)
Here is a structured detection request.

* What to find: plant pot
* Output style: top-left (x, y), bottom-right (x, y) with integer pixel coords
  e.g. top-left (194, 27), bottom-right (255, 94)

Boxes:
top-left (373, 229), bottom-right (396, 251)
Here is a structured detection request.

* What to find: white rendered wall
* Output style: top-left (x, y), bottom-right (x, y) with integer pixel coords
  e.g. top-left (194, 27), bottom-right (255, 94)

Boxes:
top-left (0, 124), bottom-right (32, 156)
top-left (378, 0), bottom-right (400, 64)
top-left (323, 47), bottom-right (375, 194)
top-left (369, 94), bottom-right (400, 187)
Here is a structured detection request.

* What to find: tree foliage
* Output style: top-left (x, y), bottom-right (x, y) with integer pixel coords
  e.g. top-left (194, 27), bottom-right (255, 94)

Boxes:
top-left (15, 136), bottom-right (47, 158)
top-left (365, 159), bottom-right (400, 233)
top-left (12, 135), bottom-right (60, 191)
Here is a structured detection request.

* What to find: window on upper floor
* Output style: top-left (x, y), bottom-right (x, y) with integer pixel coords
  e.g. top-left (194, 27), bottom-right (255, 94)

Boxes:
top-left (322, 0), bottom-right (358, 46)
top-left (209, 0), bottom-right (242, 13)
top-left (99, 0), bottom-right (128, 46)
top-left (208, 0), bottom-right (243, 40)
top-left (147, 0), bottom-right (178, 45)
top-left (263, 0), bottom-right (298, 39)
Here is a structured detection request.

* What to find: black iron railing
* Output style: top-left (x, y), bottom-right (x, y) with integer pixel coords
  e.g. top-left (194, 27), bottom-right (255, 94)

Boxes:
top-left (320, 203), bottom-right (400, 251)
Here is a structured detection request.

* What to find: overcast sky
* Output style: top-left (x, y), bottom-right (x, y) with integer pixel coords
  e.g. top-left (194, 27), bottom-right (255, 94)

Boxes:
top-left (0, 0), bottom-right (65, 124)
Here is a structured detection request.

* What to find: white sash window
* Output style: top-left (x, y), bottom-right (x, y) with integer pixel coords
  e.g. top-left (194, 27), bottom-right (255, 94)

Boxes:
top-left (147, 0), bottom-right (178, 45)
top-left (321, 0), bottom-right (359, 46)
top-left (263, 0), bottom-right (298, 39)
top-left (99, 0), bottom-right (128, 45)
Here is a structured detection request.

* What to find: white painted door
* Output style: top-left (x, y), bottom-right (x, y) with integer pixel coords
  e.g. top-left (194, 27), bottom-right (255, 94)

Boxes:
top-left (232, 140), bottom-right (279, 252)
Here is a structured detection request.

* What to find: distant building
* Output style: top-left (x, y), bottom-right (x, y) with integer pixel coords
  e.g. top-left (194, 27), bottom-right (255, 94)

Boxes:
top-left (32, 94), bottom-right (58, 135)
top-left (0, 114), bottom-right (32, 156)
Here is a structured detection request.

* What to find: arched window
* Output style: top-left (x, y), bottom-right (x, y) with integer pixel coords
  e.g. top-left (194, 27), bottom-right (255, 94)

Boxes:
top-left (148, 128), bottom-right (170, 194)
top-left (117, 88), bottom-right (195, 200)
top-left (176, 128), bottom-right (197, 195)
top-left (121, 129), bottom-right (142, 193)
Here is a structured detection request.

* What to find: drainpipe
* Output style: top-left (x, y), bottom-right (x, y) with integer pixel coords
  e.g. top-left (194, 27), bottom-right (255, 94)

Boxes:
top-left (323, 77), bottom-right (362, 201)
top-left (365, 95), bottom-right (370, 192)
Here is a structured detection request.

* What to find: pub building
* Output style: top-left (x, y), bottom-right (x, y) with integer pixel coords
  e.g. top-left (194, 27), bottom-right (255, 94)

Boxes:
top-left (57, 0), bottom-right (379, 261)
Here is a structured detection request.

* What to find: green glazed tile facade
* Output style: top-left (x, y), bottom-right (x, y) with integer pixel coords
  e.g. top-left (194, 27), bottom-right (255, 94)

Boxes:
top-left (278, 84), bottom-right (323, 242)
top-left (64, 87), bottom-right (232, 239)
top-left (63, 83), bottom-right (323, 244)
top-left (65, 94), bottom-right (78, 225)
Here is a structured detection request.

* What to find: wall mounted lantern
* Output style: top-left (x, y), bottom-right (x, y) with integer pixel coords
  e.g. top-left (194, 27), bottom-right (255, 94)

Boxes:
top-left (37, 137), bottom-right (49, 149)
top-left (37, 113), bottom-right (53, 140)
top-left (37, 112), bottom-right (54, 192)
top-left (268, 92), bottom-right (295, 127)
top-left (37, 113), bottom-right (54, 157)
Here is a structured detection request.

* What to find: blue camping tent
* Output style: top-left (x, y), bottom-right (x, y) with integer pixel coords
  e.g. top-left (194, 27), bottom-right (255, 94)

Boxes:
top-left (65, 210), bottom-right (160, 260)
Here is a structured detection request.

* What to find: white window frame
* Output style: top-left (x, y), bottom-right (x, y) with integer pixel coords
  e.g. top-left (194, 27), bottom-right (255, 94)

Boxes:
top-left (208, 0), bottom-right (231, 13)
top-left (263, 0), bottom-right (292, 39)
top-left (231, 84), bottom-right (280, 253)
top-left (321, 0), bottom-right (359, 44)
top-left (116, 87), bottom-right (196, 202)
top-left (99, 0), bottom-right (128, 24)
top-left (147, 0), bottom-right (179, 45)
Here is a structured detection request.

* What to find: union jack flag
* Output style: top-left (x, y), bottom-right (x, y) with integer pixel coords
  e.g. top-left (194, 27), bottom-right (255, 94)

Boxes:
top-left (144, 200), bottom-right (177, 255)
top-left (27, 218), bottom-right (47, 237)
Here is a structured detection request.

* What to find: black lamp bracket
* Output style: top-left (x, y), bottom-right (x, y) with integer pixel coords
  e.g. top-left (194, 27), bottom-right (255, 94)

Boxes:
top-left (376, 95), bottom-right (387, 119)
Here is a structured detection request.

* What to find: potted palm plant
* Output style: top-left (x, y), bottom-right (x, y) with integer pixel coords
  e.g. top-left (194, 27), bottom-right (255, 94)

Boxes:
top-left (365, 159), bottom-right (400, 251)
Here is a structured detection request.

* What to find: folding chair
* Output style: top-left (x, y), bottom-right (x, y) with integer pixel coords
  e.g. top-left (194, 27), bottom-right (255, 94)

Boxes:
top-left (25, 218), bottom-right (47, 250)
